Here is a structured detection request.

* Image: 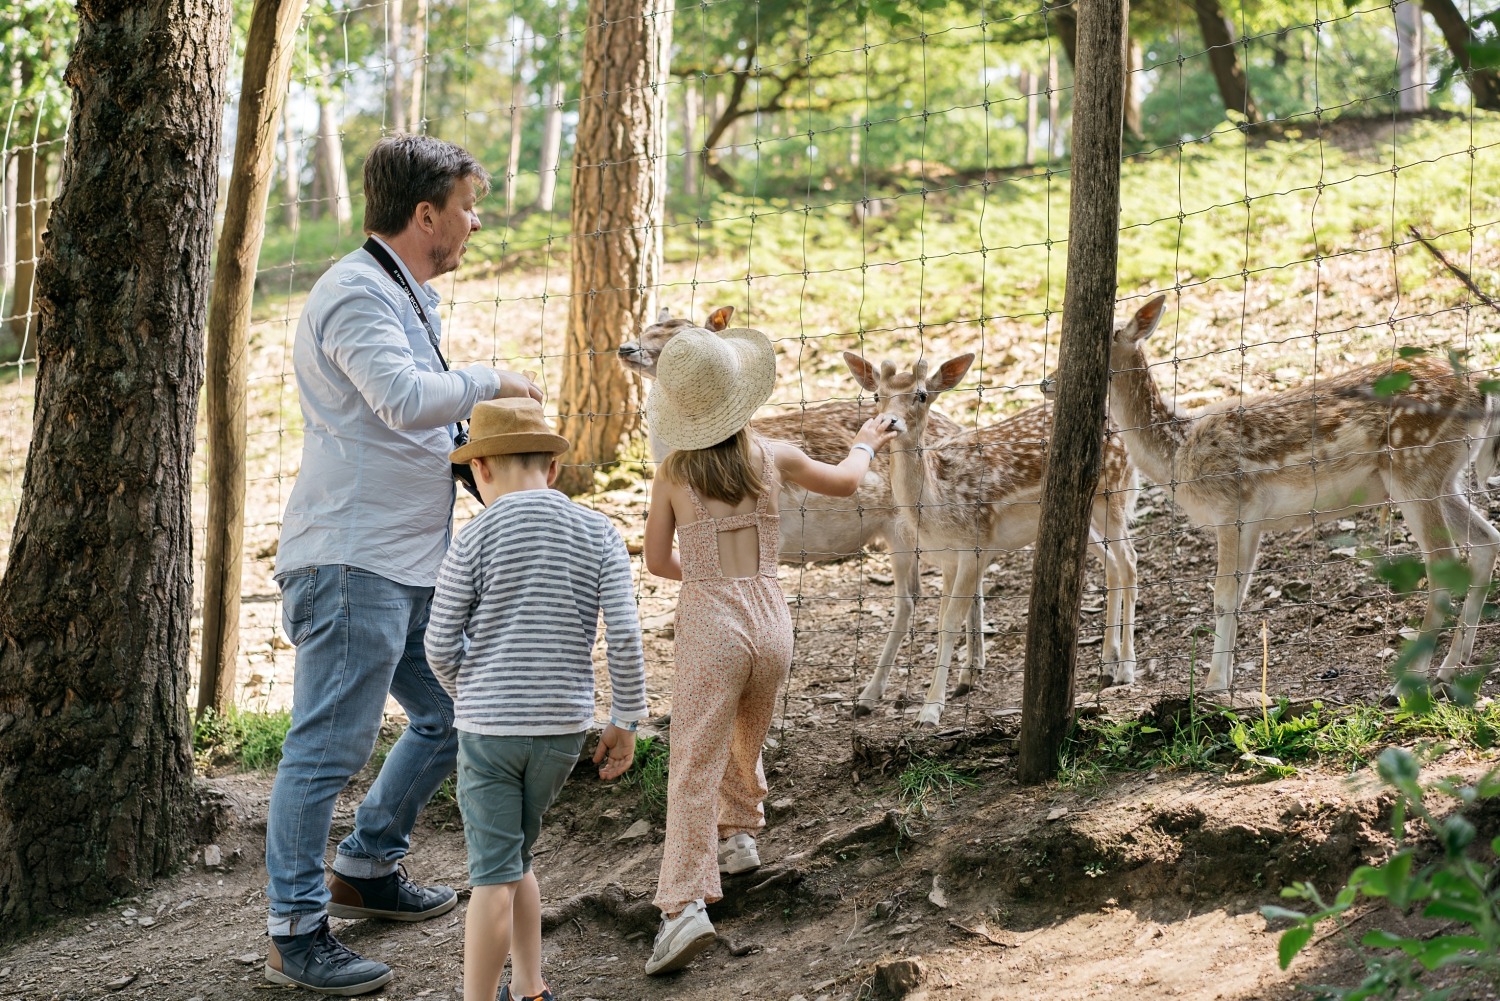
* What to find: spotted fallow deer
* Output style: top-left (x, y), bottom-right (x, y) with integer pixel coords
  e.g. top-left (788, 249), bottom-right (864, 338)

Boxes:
top-left (1108, 295), bottom-right (1500, 693)
top-left (617, 307), bottom-right (971, 711)
top-left (844, 352), bottom-right (1141, 727)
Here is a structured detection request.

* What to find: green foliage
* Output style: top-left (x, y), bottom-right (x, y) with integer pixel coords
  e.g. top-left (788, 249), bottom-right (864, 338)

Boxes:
top-left (625, 735), bottom-right (670, 821)
top-left (1263, 749), bottom-right (1500, 999)
top-left (194, 706), bottom-right (293, 772)
top-left (896, 755), bottom-right (977, 816)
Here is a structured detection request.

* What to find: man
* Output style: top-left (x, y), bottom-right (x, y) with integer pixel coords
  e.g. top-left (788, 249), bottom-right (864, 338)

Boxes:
top-left (264, 134), bottom-right (541, 995)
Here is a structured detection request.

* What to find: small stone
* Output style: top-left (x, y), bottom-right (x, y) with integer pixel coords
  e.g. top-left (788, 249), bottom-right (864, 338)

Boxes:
top-left (616, 819), bottom-right (651, 841)
top-left (886, 922), bottom-right (921, 937)
top-left (235, 953), bottom-right (260, 966)
top-left (875, 957), bottom-right (925, 997)
top-left (927, 875), bottom-right (948, 909)
top-left (0, 967), bottom-right (10, 979)
top-left (105, 975), bottom-right (137, 991)
top-left (137, 916), bottom-right (156, 928)
top-left (202, 845), bottom-right (222, 867)
top-left (120, 908), bottom-right (138, 918)
top-left (1046, 807), bottom-right (1068, 822)
top-left (1337, 519), bottom-right (1357, 531)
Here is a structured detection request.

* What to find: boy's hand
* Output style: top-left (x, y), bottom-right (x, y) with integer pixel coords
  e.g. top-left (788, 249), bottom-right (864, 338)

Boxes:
top-left (593, 724), bottom-right (636, 781)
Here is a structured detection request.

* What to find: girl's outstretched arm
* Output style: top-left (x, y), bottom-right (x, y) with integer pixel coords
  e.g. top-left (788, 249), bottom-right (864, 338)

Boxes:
top-left (644, 479), bottom-right (683, 580)
top-left (775, 417), bottom-right (898, 498)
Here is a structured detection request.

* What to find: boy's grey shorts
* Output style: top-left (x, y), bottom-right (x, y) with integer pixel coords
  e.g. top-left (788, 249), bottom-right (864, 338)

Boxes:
top-left (456, 730), bottom-right (588, 886)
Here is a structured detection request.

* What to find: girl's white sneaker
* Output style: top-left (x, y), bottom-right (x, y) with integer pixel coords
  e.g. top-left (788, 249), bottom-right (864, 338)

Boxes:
top-left (717, 833), bottom-right (761, 875)
top-left (645, 900), bottom-right (716, 975)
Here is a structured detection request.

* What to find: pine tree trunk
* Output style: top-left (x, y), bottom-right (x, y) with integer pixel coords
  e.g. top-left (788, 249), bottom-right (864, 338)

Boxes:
top-left (1420, 0), bottom-right (1500, 109)
top-left (536, 80), bottom-right (564, 212)
top-left (1396, 1), bottom-right (1428, 112)
top-left (1186, 0), bottom-right (1262, 123)
top-left (505, 77), bottom-right (526, 215)
top-left (409, 0), bottom-right (428, 129)
top-left (681, 77), bottom-right (698, 198)
top-left (8, 139), bottom-right (50, 345)
top-left (1123, 36), bottom-right (1143, 139)
top-left (1022, 69), bottom-right (1038, 164)
top-left (283, 109), bottom-right (301, 232)
top-left (314, 91), bottom-right (352, 229)
top-left (555, 0), bottom-right (672, 495)
top-left (0, 0), bottom-right (229, 937)
top-left (388, 0), bottom-right (406, 134)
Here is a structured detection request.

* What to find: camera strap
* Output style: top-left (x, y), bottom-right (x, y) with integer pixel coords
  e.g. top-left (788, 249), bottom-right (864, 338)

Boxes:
top-left (362, 237), bottom-right (483, 505)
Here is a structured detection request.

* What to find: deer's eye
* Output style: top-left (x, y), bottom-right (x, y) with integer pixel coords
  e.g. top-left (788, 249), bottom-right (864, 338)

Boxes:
top-left (916, 390), bottom-right (929, 404)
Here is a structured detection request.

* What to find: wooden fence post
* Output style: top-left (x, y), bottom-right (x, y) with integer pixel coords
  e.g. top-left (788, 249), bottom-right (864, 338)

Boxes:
top-left (1017, 0), bottom-right (1128, 784)
top-left (198, 0), bottom-right (307, 717)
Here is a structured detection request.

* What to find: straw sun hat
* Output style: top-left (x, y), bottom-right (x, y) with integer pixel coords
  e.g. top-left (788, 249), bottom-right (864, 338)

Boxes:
top-left (450, 398), bottom-right (570, 462)
top-left (646, 325), bottom-right (777, 451)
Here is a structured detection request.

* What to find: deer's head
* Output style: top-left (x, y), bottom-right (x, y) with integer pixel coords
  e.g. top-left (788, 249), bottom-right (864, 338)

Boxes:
top-left (843, 352), bottom-right (974, 440)
top-left (1109, 294), bottom-right (1167, 373)
top-left (617, 305), bottom-right (735, 379)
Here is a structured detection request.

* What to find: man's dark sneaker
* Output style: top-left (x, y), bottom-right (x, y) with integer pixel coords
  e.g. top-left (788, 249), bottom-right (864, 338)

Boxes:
top-left (498, 982), bottom-right (554, 1001)
top-left (265, 918), bottom-right (393, 996)
top-left (327, 865), bottom-right (457, 922)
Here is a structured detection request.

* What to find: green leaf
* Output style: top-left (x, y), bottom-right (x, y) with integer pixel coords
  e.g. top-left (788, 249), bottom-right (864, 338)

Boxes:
top-left (1422, 900), bottom-right (1483, 924)
top-left (1278, 925), bottom-right (1314, 970)
top-left (1397, 346), bottom-right (1428, 359)
top-left (1439, 814), bottom-right (1476, 855)
top-left (1375, 556), bottom-right (1426, 595)
top-left (1429, 558), bottom-right (1472, 595)
top-left (1377, 747), bottom-right (1421, 788)
top-left (1415, 935), bottom-right (1490, 970)
top-left (1373, 371), bottom-right (1415, 398)
top-left (1260, 905), bottom-right (1309, 922)
top-left (1360, 929), bottom-right (1413, 950)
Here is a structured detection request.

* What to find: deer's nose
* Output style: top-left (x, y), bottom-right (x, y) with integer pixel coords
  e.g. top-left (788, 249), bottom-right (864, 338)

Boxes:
top-left (618, 344), bottom-right (640, 357)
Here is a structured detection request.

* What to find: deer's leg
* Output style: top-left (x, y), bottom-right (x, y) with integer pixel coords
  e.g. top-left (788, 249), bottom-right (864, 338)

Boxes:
top-left (919, 555), bottom-right (980, 727)
top-left (856, 543), bottom-right (919, 715)
top-left (1205, 523), bottom-right (1262, 692)
top-left (954, 564), bottom-right (985, 698)
top-left (1436, 494), bottom-right (1500, 681)
top-left (1395, 497), bottom-right (1451, 680)
top-left (1090, 529), bottom-right (1138, 686)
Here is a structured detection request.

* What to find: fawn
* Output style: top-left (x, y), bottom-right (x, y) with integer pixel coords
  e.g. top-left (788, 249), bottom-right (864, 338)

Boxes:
top-left (1107, 294), bottom-right (1500, 694)
top-left (618, 307), bottom-right (968, 709)
top-left (845, 352), bottom-right (1141, 726)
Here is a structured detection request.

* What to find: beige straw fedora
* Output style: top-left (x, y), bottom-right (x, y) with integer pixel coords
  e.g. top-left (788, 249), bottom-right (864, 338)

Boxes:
top-left (646, 325), bottom-right (777, 451)
top-left (450, 398), bottom-right (570, 462)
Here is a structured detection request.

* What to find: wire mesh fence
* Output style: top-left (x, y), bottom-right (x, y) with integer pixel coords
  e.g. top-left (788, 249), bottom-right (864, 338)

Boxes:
top-left (2, 0), bottom-right (1498, 728)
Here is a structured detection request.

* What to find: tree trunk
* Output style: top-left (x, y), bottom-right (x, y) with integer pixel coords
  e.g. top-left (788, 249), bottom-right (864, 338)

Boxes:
top-left (388, 0), bottom-right (407, 134)
top-left (282, 107), bottom-right (301, 232)
top-left (199, 0), bottom-right (305, 718)
top-left (1048, 51), bottom-right (1062, 159)
top-left (1420, 0), bottom-right (1500, 110)
top-left (1395, 1), bottom-right (1428, 112)
top-left (536, 80), bottom-right (564, 212)
top-left (681, 77), bottom-right (698, 198)
top-left (1186, 0), bottom-right (1262, 124)
top-left (1019, 0), bottom-right (1127, 784)
top-left (409, 0), bottom-right (428, 130)
top-left (1123, 36), bottom-right (1143, 139)
top-left (556, 0), bottom-right (672, 495)
top-left (314, 91), bottom-right (352, 230)
top-left (8, 139), bottom-right (50, 345)
top-left (1022, 68), bottom-right (1038, 164)
top-left (700, 56), bottom-right (752, 190)
top-left (0, 0), bottom-right (229, 936)
top-left (506, 77), bottom-right (526, 215)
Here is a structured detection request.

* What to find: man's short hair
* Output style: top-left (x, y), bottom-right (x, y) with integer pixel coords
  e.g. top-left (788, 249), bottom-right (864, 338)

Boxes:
top-left (480, 451), bottom-right (555, 474)
top-left (363, 135), bottom-right (491, 237)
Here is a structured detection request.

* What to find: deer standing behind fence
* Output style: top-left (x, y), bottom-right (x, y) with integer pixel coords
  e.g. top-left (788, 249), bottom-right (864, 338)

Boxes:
top-left (1108, 295), bottom-right (1500, 695)
top-left (618, 307), bottom-right (973, 711)
top-left (844, 352), bottom-right (1141, 727)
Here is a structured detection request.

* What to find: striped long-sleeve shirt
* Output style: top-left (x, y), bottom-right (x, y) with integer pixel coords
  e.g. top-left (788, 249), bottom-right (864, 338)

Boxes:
top-left (425, 488), bottom-right (648, 735)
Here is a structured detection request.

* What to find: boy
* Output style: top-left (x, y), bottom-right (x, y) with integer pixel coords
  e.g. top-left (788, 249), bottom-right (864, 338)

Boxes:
top-left (425, 397), bottom-right (647, 1001)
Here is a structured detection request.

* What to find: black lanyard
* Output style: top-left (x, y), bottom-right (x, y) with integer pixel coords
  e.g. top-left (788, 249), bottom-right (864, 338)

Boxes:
top-left (362, 237), bottom-right (483, 504)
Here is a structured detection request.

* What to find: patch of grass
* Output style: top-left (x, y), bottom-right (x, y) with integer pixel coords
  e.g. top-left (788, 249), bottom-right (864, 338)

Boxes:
top-left (193, 706), bottom-right (292, 772)
top-left (624, 735), bottom-right (670, 821)
top-left (896, 755), bottom-right (976, 817)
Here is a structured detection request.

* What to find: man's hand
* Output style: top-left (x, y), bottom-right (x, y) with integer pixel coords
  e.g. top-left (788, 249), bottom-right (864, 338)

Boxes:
top-left (592, 724), bottom-right (637, 781)
top-left (495, 368), bottom-right (543, 402)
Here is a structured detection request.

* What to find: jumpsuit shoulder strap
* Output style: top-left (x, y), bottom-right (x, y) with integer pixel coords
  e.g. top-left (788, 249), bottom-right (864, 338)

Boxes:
top-left (755, 441), bottom-right (776, 515)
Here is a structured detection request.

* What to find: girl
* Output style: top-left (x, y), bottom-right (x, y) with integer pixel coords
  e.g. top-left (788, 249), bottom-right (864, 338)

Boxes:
top-left (641, 323), bottom-right (896, 975)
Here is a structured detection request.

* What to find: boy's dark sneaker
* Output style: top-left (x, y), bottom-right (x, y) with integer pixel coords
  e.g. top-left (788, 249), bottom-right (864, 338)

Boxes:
top-left (498, 983), bottom-right (554, 1001)
top-left (265, 918), bottom-right (393, 996)
top-left (327, 865), bottom-right (457, 921)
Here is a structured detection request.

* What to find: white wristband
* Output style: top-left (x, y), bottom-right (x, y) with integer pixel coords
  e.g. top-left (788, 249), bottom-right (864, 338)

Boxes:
top-left (850, 442), bottom-right (876, 461)
top-left (609, 715), bottom-right (639, 732)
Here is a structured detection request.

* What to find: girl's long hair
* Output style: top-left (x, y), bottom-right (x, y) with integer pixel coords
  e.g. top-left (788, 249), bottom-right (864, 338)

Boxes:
top-left (660, 427), bottom-right (765, 506)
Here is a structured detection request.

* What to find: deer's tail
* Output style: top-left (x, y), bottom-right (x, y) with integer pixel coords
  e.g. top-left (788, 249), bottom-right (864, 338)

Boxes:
top-left (1477, 383), bottom-right (1500, 487)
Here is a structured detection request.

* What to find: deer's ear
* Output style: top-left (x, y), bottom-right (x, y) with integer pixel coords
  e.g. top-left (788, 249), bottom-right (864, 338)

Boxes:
top-left (1125, 295), bottom-right (1167, 343)
top-left (707, 306), bottom-right (734, 331)
top-left (930, 353), bottom-right (975, 393)
top-left (656, 307), bottom-right (672, 323)
top-left (844, 351), bottom-right (879, 392)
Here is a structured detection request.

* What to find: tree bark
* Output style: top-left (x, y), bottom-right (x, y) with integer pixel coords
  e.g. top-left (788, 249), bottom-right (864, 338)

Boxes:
top-left (314, 87), bottom-right (352, 229)
top-left (388, 0), bottom-right (407, 134)
top-left (1186, 0), bottom-right (1262, 124)
top-left (536, 80), bottom-right (564, 212)
top-left (0, 0), bottom-right (229, 936)
top-left (556, 0), bottom-right (672, 495)
top-left (1123, 36), bottom-right (1143, 139)
top-left (1022, 68), bottom-right (1038, 164)
top-left (681, 77), bottom-right (699, 198)
top-left (8, 139), bottom-right (50, 345)
top-left (1420, 0), bottom-right (1500, 110)
top-left (1018, 0), bottom-right (1127, 785)
top-left (199, 0), bottom-right (305, 719)
top-left (505, 69), bottom-right (527, 215)
top-left (282, 107), bottom-right (301, 232)
top-left (1395, 1), bottom-right (1428, 113)
top-left (1048, 51), bottom-right (1062, 159)
top-left (409, 0), bottom-right (428, 130)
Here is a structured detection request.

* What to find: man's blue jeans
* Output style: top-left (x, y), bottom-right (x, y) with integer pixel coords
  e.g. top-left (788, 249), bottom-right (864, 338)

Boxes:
top-left (266, 565), bottom-right (458, 936)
